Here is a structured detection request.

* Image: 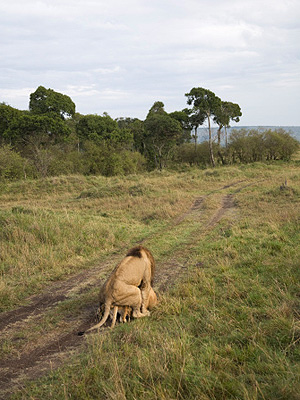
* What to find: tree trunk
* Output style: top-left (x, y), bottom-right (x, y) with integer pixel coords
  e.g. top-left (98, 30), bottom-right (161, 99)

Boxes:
top-left (217, 127), bottom-right (221, 146)
top-left (154, 143), bottom-right (164, 170)
top-left (218, 150), bottom-right (225, 165)
top-left (207, 115), bottom-right (216, 167)
top-left (158, 147), bottom-right (163, 170)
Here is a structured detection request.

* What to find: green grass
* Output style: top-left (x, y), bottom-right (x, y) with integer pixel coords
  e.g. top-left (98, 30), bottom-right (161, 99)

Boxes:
top-left (0, 166), bottom-right (257, 311)
top-left (0, 171), bottom-right (206, 311)
top-left (1, 162), bottom-right (300, 399)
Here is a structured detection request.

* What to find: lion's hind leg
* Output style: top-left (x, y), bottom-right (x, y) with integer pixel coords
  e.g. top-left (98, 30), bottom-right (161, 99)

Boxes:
top-left (114, 283), bottom-right (149, 319)
top-left (110, 305), bottom-right (118, 329)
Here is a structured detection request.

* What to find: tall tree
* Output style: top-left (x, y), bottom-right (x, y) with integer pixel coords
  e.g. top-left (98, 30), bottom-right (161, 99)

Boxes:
top-left (29, 86), bottom-right (75, 120)
top-left (144, 102), bottom-right (182, 169)
top-left (185, 88), bottom-right (221, 167)
top-left (186, 108), bottom-right (206, 151)
top-left (214, 101), bottom-right (242, 147)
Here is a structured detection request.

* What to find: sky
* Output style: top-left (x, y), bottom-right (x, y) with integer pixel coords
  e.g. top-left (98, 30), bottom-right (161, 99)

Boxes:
top-left (0, 0), bottom-right (299, 126)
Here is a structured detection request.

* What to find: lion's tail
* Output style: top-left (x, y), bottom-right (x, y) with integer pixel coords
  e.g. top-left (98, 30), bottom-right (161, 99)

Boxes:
top-left (85, 302), bottom-right (112, 333)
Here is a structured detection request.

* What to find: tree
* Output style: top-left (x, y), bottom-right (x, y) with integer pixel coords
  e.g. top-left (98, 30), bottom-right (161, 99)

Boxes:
top-left (3, 114), bottom-right (71, 177)
top-left (169, 109), bottom-right (192, 144)
top-left (214, 101), bottom-right (242, 146)
top-left (116, 117), bottom-right (146, 153)
top-left (185, 108), bottom-right (206, 151)
top-left (185, 88), bottom-right (221, 167)
top-left (5, 113), bottom-right (71, 148)
top-left (147, 101), bottom-right (165, 116)
top-left (76, 113), bottom-right (132, 147)
top-left (144, 102), bottom-right (182, 169)
top-left (29, 86), bottom-right (75, 119)
top-left (0, 103), bottom-right (23, 145)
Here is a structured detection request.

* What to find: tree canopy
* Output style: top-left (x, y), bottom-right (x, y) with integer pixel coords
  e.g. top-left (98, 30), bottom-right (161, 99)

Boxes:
top-left (144, 102), bottom-right (183, 169)
top-left (0, 103), bottom-right (23, 144)
top-left (5, 113), bottom-right (71, 148)
top-left (76, 113), bottom-right (133, 146)
top-left (29, 86), bottom-right (75, 119)
top-left (185, 87), bottom-right (222, 167)
top-left (213, 101), bottom-right (242, 146)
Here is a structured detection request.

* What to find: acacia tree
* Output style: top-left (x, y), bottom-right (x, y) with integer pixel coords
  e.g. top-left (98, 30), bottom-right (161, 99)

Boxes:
top-left (144, 102), bottom-right (182, 169)
top-left (214, 101), bottom-right (242, 147)
top-left (185, 88), bottom-right (221, 167)
top-left (187, 108), bottom-right (206, 151)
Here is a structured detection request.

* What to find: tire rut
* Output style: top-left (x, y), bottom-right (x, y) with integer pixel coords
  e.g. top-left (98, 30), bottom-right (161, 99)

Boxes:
top-left (0, 256), bottom-right (120, 333)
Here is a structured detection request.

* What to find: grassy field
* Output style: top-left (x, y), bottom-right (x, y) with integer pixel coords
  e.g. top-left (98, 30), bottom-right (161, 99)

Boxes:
top-left (0, 161), bottom-right (299, 399)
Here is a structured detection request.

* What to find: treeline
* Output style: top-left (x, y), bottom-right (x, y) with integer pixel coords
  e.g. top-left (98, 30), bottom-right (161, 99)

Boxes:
top-left (175, 128), bottom-right (300, 166)
top-left (0, 86), bottom-right (299, 180)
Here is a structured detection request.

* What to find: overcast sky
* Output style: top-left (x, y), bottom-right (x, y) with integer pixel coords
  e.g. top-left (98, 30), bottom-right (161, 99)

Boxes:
top-left (1, 0), bottom-right (299, 126)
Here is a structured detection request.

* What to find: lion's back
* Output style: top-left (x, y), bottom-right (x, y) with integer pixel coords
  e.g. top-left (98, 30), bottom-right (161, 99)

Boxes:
top-left (115, 256), bottom-right (147, 285)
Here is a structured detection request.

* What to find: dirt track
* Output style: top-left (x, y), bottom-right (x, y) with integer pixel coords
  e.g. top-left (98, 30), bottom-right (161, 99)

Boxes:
top-left (0, 180), bottom-right (249, 399)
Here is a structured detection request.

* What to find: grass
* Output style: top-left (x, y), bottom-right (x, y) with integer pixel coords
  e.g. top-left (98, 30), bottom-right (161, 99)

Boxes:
top-left (0, 165), bottom-right (257, 311)
top-left (0, 171), bottom-right (208, 311)
top-left (1, 161), bottom-right (300, 399)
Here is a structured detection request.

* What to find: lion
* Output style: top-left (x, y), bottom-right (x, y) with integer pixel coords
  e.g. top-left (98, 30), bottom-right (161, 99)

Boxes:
top-left (83, 245), bottom-right (155, 334)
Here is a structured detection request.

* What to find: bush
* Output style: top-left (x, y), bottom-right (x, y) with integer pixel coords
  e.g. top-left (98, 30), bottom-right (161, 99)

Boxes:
top-left (174, 142), bottom-right (214, 166)
top-left (228, 129), bottom-right (299, 163)
top-left (81, 141), bottom-right (146, 176)
top-left (264, 129), bottom-right (299, 161)
top-left (0, 145), bottom-right (33, 180)
top-left (48, 150), bottom-right (87, 176)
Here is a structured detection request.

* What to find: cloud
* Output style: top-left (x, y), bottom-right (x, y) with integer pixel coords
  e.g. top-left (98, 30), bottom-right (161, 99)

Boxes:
top-left (0, 87), bottom-right (35, 109)
top-left (0, 0), bottom-right (299, 124)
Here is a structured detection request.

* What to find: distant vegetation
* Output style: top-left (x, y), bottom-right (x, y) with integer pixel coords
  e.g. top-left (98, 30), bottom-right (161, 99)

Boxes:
top-left (0, 86), bottom-right (299, 180)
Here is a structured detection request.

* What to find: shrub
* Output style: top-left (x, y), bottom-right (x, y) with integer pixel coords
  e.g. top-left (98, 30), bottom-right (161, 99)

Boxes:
top-left (0, 145), bottom-right (33, 180)
top-left (174, 142), bottom-right (213, 166)
top-left (48, 150), bottom-right (87, 176)
top-left (81, 141), bottom-right (146, 176)
top-left (228, 129), bottom-right (299, 163)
